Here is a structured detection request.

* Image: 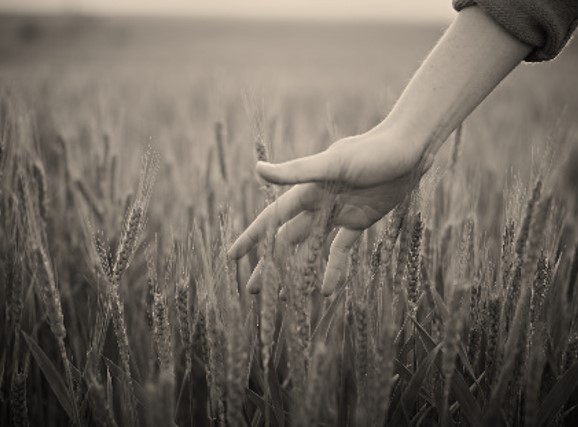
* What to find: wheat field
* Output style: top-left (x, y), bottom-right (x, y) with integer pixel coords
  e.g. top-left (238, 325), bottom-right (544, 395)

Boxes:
top-left (1, 15), bottom-right (578, 427)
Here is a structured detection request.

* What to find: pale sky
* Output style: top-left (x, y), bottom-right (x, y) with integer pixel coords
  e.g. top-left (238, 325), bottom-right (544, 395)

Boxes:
top-left (1, 0), bottom-right (456, 22)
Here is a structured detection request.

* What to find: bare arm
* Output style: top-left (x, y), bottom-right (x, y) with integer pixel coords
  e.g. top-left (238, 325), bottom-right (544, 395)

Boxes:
top-left (380, 6), bottom-right (532, 170)
top-left (229, 6), bottom-right (533, 295)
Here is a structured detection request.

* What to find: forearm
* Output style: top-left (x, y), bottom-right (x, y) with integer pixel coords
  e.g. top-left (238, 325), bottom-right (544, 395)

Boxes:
top-left (376, 6), bottom-right (532, 164)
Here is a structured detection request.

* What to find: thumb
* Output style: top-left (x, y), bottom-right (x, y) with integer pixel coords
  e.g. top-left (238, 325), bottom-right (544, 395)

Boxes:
top-left (256, 151), bottom-right (340, 185)
top-left (322, 228), bottom-right (361, 296)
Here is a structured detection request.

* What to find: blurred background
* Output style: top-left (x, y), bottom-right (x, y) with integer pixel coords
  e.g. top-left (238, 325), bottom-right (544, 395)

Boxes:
top-left (0, 1), bottom-right (456, 81)
top-left (0, 0), bottom-right (577, 214)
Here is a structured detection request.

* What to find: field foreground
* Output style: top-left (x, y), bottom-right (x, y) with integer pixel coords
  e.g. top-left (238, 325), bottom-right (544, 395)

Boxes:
top-left (1, 14), bottom-right (578, 427)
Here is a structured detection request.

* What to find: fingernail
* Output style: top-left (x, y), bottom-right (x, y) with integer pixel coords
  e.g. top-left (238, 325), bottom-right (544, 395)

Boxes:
top-left (247, 286), bottom-right (261, 295)
top-left (246, 275), bottom-right (259, 293)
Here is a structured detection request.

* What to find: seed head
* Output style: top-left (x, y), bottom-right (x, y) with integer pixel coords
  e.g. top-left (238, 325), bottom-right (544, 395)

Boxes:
top-left (113, 207), bottom-right (142, 281)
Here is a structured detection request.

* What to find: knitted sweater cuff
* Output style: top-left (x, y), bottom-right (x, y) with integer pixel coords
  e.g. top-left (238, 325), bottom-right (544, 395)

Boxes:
top-left (453, 0), bottom-right (578, 62)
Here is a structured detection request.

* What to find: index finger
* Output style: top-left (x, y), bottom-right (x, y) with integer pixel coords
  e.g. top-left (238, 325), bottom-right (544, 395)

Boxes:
top-left (228, 183), bottom-right (318, 259)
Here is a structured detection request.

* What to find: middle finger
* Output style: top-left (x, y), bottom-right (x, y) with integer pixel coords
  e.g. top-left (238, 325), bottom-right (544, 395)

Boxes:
top-left (228, 183), bottom-right (319, 259)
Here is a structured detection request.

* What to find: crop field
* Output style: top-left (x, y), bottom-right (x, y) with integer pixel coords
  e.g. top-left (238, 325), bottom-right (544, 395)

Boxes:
top-left (1, 14), bottom-right (578, 427)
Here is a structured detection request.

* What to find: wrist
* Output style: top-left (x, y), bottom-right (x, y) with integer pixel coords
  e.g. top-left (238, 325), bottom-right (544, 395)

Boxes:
top-left (370, 115), bottom-right (439, 173)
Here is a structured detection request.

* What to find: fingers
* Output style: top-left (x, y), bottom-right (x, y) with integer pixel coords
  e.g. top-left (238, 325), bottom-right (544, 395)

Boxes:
top-left (256, 151), bottom-right (341, 185)
top-left (276, 211), bottom-right (315, 250)
top-left (246, 212), bottom-right (314, 294)
top-left (322, 228), bottom-right (362, 296)
top-left (228, 184), bottom-right (317, 259)
top-left (246, 258), bottom-right (265, 294)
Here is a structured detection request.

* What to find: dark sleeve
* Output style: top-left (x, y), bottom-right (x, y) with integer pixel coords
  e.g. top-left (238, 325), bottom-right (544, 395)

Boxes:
top-left (453, 0), bottom-right (578, 61)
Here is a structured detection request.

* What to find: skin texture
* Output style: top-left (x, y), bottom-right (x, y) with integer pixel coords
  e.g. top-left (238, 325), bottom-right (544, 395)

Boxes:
top-left (228, 6), bottom-right (533, 295)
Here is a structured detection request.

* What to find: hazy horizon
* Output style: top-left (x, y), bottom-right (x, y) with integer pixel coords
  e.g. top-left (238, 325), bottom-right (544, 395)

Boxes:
top-left (0, 0), bottom-right (455, 23)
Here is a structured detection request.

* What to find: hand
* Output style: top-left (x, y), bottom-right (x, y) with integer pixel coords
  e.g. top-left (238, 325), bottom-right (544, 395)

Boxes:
top-left (228, 124), bottom-right (431, 296)
top-left (228, 4), bottom-right (532, 296)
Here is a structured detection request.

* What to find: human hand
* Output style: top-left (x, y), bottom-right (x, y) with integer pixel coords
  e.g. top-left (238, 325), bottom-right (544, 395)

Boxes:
top-left (228, 125), bottom-right (432, 296)
top-left (228, 4), bottom-right (533, 296)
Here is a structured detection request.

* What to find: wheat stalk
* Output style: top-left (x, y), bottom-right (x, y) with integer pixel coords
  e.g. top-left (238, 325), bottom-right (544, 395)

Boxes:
top-left (301, 342), bottom-right (330, 426)
top-left (87, 374), bottom-right (119, 427)
top-left (31, 161), bottom-right (48, 225)
top-left (10, 371), bottom-right (29, 427)
top-left (407, 213), bottom-right (423, 315)
top-left (175, 275), bottom-right (192, 374)
top-left (34, 246), bottom-right (81, 425)
top-left (260, 256), bottom-right (279, 372)
top-left (214, 121), bottom-right (228, 182)
top-left (441, 282), bottom-right (467, 425)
